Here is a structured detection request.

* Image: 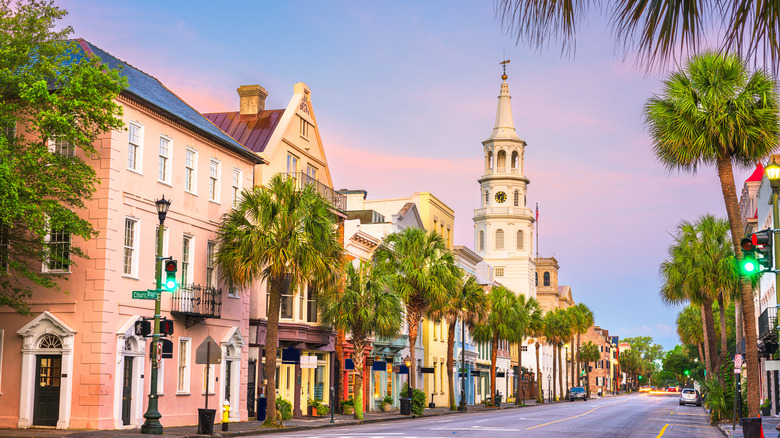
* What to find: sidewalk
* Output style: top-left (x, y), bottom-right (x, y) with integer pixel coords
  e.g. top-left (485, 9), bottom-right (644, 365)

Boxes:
top-left (0, 400), bottom-right (543, 438)
top-left (717, 416), bottom-right (780, 438)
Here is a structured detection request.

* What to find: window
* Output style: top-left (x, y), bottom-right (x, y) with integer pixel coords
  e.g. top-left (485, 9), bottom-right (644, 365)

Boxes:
top-left (46, 228), bottom-right (70, 272)
top-left (287, 153), bottom-right (299, 174)
top-left (153, 225), bottom-right (168, 264)
top-left (209, 159), bottom-right (220, 202)
top-left (123, 218), bottom-right (138, 276)
top-left (299, 117), bottom-right (310, 138)
top-left (127, 123), bottom-right (142, 171)
top-left (521, 345), bottom-right (528, 352)
top-left (543, 272), bottom-right (550, 287)
top-left (514, 190), bottom-right (519, 207)
top-left (181, 235), bottom-right (192, 286)
top-left (306, 286), bottom-right (318, 323)
top-left (158, 136), bottom-right (171, 183)
top-left (231, 168), bottom-right (242, 208)
top-left (0, 222), bottom-right (8, 274)
top-left (185, 149), bottom-right (197, 193)
top-left (177, 338), bottom-right (191, 394)
top-left (484, 190), bottom-right (489, 204)
top-left (439, 361), bottom-right (444, 394)
top-left (433, 362), bottom-right (437, 393)
top-left (495, 267), bottom-right (504, 277)
top-left (306, 165), bottom-right (318, 180)
top-left (281, 276), bottom-right (293, 319)
top-left (206, 241), bottom-right (216, 287)
top-left (2, 120), bottom-right (16, 145)
top-left (517, 230), bottom-right (524, 250)
top-left (202, 365), bottom-right (215, 395)
top-left (495, 229), bottom-right (504, 250)
top-left (49, 137), bottom-right (74, 158)
top-left (478, 231), bottom-right (484, 251)
top-left (535, 272), bottom-right (538, 286)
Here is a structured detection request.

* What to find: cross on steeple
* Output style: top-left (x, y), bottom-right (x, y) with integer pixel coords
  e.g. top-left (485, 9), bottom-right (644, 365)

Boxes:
top-left (500, 59), bottom-right (510, 80)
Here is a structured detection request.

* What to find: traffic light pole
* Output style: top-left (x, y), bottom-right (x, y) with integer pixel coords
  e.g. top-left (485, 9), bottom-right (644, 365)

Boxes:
top-left (141, 218), bottom-right (165, 434)
top-left (773, 189), bottom-right (780, 317)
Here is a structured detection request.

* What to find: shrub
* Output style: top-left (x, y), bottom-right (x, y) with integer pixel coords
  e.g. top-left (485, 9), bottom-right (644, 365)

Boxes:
top-left (401, 383), bottom-right (426, 415)
top-left (341, 396), bottom-right (355, 408)
top-left (762, 398), bottom-right (771, 409)
top-left (381, 395), bottom-right (393, 407)
top-left (276, 396), bottom-right (292, 421)
top-left (702, 378), bottom-right (731, 424)
top-left (308, 398), bottom-right (329, 416)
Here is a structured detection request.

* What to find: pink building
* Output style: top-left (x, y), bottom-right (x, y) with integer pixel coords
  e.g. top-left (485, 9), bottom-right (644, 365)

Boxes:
top-left (0, 40), bottom-right (265, 430)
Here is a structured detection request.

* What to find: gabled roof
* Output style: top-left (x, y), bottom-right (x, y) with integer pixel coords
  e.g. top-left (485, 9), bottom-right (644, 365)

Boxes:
top-left (747, 163), bottom-right (765, 182)
top-left (204, 110), bottom-right (284, 153)
top-left (72, 39), bottom-right (264, 164)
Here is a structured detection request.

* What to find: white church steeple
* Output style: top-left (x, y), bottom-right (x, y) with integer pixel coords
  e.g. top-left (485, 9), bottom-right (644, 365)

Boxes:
top-left (486, 66), bottom-right (523, 142)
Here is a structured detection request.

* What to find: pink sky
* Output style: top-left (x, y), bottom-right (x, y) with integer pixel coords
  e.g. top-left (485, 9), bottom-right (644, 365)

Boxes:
top-left (59, 0), bottom-right (760, 350)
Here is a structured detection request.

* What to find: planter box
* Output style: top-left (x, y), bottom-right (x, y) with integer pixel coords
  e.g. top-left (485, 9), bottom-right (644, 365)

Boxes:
top-left (308, 406), bottom-right (320, 417)
top-left (762, 406), bottom-right (771, 417)
top-left (343, 406), bottom-right (354, 415)
top-left (381, 404), bottom-right (392, 412)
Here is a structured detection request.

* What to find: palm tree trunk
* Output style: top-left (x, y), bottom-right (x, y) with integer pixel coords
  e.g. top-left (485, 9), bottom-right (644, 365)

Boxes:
top-left (446, 319), bottom-right (457, 410)
top-left (703, 297), bottom-right (720, 377)
top-left (700, 304), bottom-right (712, 379)
top-left (352, 341), bottom-right (366, 420)
top-left (717, 292), bottom-right (728, 370)
top-left (491, 334), bottom-right (498, 404)
top-left (697, 342), bottom-right (704, 364)
top-left (552, 342), bottom-right (557, 401)
top-left (717, 154), bottom-right (760, 417)
top-left (516, 339), bottom-right (522, 404)
top-left (576, 333), bottom-right (582, 387)
top-left (558, 344), bottom-right (564, 398)
top-left (263, 276), bottom-right (283, 426)
top-left (335, 329), bottom-right (345, 413)
top-left (535, 341), bottom-right (542, 402)
top-left (407, 308), bottom-right (423, 391)
top-left (585, 360), bottom-right (590, 397)
top-left (570, 336), bottom-right (575, 391)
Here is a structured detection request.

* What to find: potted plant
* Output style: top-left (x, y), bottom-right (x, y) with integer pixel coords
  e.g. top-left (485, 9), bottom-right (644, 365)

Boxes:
top-left (341, 397), bottom-right (355, 415)
top-left (307, 398), bottom-right (324, 417)
top-left (761, 398), bottom-right (771, 417)
top-left (380, 395), bottom-right (393, 412)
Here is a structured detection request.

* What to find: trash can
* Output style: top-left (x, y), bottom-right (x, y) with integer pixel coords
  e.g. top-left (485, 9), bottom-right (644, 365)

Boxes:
top-left (198, 408), bottom-right (216, 435)
top-left (400, 398), bottom-right (412, 415)
top-left (740, 417), bottom-right (763, 438)
top-left (256, 396), bottom-right (267, 421)
top-left (495, 393), bottom-right (502, 407)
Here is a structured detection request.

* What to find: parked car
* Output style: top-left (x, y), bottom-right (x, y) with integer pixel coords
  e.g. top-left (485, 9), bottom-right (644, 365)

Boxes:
top-left (570, 386), bottom-right (587, 401)
top-left (679, 388), bottom-right (702, 406)
top-left (666, 386), bottom-right (679, 392)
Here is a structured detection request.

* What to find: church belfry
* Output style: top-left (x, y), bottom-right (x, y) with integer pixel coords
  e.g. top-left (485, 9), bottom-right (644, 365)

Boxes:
top-left (473, 62), bottom-right (536, 298)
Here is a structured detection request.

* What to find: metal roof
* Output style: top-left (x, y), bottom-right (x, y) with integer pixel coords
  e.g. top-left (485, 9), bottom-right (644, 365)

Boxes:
top-left (203, 110), bottom-right (284, 153)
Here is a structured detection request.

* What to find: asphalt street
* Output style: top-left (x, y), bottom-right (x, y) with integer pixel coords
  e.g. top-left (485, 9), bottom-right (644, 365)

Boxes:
top-left (259, 393), bottom-right (722, 438)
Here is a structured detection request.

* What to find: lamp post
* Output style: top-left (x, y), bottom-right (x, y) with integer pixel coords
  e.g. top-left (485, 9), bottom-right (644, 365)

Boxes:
top-left (766, 158), bottom-right (780, 320)
top-left (459, 318), bottom-right (467, 411)
top-left (547, 374), bottom-right (552, 404)
top-left (404, 356), bottom-right (412, 392)
top-left (141, 196), bottom-right (171, 435)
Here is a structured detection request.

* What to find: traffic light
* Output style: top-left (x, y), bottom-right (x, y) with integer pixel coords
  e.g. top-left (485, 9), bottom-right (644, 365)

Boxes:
top-left (753, 229), bottom-right (774, 271)
top-left (134, 319), bottom-right (151, 337)
top-left (163, 259), bottom-right (178, 291)
top-left (638, 375), bottom-right (642, 380)
top-left (741, 237), bottom-right (759, 274)
top-left (160, 318), bottom-right (174, 336)
top-left (684, 369), bottom-right (690, 376)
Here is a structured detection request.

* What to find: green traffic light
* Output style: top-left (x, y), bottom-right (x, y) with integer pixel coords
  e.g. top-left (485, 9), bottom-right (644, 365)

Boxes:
top-left (742, 259), bottom-right (757, 274)
top-left (638, 375), bottom-right (642, 380)
top-left (165, 277), bottom-right (177, 290)
top-left (684, 370), bottom-right (690, 376)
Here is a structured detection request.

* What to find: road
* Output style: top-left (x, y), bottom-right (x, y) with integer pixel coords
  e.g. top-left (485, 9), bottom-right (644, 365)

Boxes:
top-left (259, 393), bottom-right (723, 437)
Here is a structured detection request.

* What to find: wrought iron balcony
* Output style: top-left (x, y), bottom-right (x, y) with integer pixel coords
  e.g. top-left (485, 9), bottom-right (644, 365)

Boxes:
top-left (758, 306), bottom-right (777, 339)
top-left (171, 283), bottom-right (222, 328)
top-left (285, 172), bottom-right (346, 211)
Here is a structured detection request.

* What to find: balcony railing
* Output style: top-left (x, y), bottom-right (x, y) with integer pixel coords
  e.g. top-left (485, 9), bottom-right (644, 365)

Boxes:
top-left (759, 306), bottom-right (777, 339)
top-left (171, 283), bottom-right (222, 328)
top-left (286, 172), bottom-right (346, 211)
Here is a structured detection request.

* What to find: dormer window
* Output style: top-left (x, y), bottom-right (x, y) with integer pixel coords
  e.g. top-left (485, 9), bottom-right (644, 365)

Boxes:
top-left (299, 117), bottom-right (310, 139)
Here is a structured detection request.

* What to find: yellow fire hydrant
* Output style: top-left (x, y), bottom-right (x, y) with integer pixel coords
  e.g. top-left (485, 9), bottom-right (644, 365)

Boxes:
top-left (222, 400), bottom-right (230, 431)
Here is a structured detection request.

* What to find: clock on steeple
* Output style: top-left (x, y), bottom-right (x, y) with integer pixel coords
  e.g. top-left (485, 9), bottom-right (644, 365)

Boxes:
top-left (495, 191), bottom-right (507, 203)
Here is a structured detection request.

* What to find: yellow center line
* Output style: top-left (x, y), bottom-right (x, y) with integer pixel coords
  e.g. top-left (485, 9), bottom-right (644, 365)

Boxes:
top-left (525, 399), bottom-right (631, 430)
top-left (670, 412), bottom-right (708, 416)
top-left (656, 424), bottom-right (669, 437)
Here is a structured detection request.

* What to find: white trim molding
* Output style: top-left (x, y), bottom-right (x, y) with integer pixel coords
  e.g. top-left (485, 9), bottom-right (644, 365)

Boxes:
top-left (113, 315), bottom-right (147, 429)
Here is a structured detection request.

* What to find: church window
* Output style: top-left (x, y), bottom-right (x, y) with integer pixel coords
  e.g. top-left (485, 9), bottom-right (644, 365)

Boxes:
top-left (517, 230), bottom-right (523, 250)
top-left (478, 231), bottom-right (484, 251)
top-left (497, 150), bottom-right (506, 172)
top-left (514, 190), bottom-right (519, 207)
top-left (543, 272), bottom-right (550, 286)
top-left (486, 151), bottom-right (493, 173)
top-left (495, 229), bottom-right (504, 250)
top-left (511, 151), bottom-right (519, 171)
top-left (485, 190), bottom-right (489, 204)
top-left (495, 267), bottom-right (504, 277)
top-left (535, 272), bottom-right (538, 286)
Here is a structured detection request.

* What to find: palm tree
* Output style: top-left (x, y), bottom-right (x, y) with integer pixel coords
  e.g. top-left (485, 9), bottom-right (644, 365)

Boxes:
top-left (372, 226), bottom-right (456, 390)
top-left (495, 0), bottom-right (780, 72)
top-left (215, 174), bottom-right (343, 426)
top-left (428, 272), bottom-right (488, 410)
top-left (578, 341), bottom-right (600, 397)
top-left (646, 52), bottom-right (779, 416)
top-left (569, 303), bottom-right (593, 389)
top-left (319, 260), bottom-right (403, 419)
top-left (659, 215), bottom-right (738, 382)
top-left (677, 304), bottom-right (705, 363)
top-left (473, 285), bottom-right (518, 404)
top-left (555, 308), bottom-right (574, 398)
top-left (513, 294), bottom-right (541, 404)
top-left (543, 309), bottom-right (568, 401)
top-left (526, 304), bottom-right (546, 402)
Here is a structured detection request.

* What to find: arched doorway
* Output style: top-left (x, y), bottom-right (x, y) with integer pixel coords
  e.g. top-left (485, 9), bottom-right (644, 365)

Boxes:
top-left (114, 316), bottom-right (146, 429)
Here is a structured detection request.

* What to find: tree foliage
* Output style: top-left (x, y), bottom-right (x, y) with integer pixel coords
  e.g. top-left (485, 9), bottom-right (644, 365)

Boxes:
top-left (0, 0), bottom-right (126, 313)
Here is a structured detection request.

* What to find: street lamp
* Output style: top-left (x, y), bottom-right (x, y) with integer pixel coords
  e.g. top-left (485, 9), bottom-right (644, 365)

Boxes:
top-left (404, 355), bottom-right (412, 391)
top-left (547, 374), bottom-right (552, 404)
top-left (141, 195), bottom-right (171, 435)
top-left (458, 318), bottom-right (467, 411)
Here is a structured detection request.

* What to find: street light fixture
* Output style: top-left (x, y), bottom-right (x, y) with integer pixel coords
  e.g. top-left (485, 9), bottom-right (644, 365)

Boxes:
top-left (547, 374), bottom-right (552, 404)
top-left (141, 196), bottom-right (171, 435)
top-left (404, 355), bottom-right (412, 390)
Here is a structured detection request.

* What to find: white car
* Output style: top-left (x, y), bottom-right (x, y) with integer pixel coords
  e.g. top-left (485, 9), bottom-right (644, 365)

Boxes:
top-left (679, 388), bottom-right (702, 406)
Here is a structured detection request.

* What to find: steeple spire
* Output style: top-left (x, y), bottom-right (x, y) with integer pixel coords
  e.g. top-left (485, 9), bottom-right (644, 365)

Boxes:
top-left (486, 60), bottom-right (522, 142)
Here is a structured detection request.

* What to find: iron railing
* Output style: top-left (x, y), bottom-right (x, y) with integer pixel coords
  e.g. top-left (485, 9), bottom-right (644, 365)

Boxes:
top-left (759, 306), bottom-right (777, 339)
top-left (171, 283), bottom-right (222, 321)
top-left (286, 172), bottom-right (346, 211)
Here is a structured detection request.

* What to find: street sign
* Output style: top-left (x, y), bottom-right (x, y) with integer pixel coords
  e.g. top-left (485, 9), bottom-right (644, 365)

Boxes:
top-left (734, 354), bottom-right (743, 374)
top-left (195, 336), bottom-right (221, 365)
top-left (132, 289), bottom-right (158, 300)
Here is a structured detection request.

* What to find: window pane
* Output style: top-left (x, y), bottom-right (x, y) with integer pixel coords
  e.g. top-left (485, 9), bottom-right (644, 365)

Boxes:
top-left (123, 219), bottom-right (135, 275)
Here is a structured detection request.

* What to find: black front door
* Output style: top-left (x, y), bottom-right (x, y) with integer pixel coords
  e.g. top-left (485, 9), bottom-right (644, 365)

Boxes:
top-left (122, 356), bottom-right (134, 425)
top-left (225, 359), bottom-right (232, 403)
top-left (247, 359), bottom-right (256, 417)
top-left (33, 355), bottom-right (61, 426)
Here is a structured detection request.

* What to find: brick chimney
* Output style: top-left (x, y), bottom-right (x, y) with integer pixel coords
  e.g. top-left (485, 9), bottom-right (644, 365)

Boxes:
top-left (237, 85), bottom-right (268, 117)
